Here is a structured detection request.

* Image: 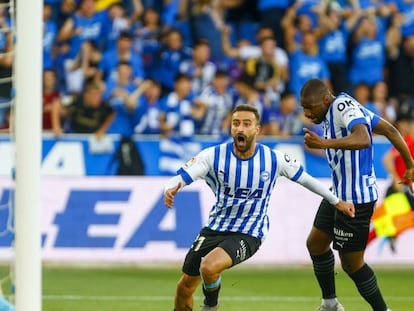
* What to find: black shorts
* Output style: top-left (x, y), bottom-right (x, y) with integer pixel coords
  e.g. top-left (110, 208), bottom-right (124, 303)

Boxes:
top-left (182, 227), bottom-right (261, 276)
top-left (313, 199), bottom-right (376, 252)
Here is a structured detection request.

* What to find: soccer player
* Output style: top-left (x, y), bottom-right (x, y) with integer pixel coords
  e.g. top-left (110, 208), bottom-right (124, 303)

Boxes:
top-left (300, 78), bottom-right (414, 311)
top-left (164, 104), bottom-right (355, 311)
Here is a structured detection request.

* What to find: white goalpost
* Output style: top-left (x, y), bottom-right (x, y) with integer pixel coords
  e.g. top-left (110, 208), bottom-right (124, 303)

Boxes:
top-left (14, 0), bottom-right (42, 310)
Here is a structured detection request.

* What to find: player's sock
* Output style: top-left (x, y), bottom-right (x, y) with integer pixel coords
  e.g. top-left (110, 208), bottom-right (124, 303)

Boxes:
top-left (202, 276), bottom-right (221, 307)
top-left (311, 249), bottom-right (337, 299)
top-left (347, 263), bottom-right (387, 311)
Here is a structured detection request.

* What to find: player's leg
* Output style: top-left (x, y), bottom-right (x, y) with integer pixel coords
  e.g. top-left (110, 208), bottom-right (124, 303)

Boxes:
top-left (199, 247), bottom-right (232, 310)
top-left (307, 199), bottom-right (342, 310)
top-left (200, 232), bottom-right (261, 310)
top-left (336, 202), bottom-right (390, 311)
top-left (174, 273), bottom-right (202, 311)
top-left (339, 250), bottom-right (388, 311)
top-left (175, 228), bottom-right (220, 311)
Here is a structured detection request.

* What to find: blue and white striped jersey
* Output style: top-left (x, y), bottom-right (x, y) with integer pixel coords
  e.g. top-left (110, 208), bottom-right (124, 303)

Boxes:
top-left (323, 92), bottom-right (381, 204)
top-left (177, 142), bottom-right (305, 241)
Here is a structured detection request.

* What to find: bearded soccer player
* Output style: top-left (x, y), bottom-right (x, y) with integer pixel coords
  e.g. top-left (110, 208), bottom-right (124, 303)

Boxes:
top-left (164, 104), bottom-right (354, 311)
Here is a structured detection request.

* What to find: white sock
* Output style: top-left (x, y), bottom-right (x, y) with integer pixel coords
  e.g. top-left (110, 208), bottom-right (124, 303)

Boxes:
top-left (322, 298), bottom-right (338, 308)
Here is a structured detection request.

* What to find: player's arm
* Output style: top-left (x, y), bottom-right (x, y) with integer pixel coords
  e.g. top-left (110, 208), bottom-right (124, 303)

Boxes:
top-left (163, 149), bottom-right (213, 208)
top-left (304, 123), bottom-right (370, 150)
top-left (277, 151), bottom-right (355, 217)
top-left (295, 171), bottom-right (355, 217)
top-left (374, 118), bottom-right (414, 187)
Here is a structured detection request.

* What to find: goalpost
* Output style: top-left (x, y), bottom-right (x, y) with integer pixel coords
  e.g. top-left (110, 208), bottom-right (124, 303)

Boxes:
top-left (14, 0), bottom-right (42, 310)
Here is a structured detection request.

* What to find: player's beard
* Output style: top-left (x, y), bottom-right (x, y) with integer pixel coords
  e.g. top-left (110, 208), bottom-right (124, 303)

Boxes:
top-left (233, 134), bottom-right (252, 154)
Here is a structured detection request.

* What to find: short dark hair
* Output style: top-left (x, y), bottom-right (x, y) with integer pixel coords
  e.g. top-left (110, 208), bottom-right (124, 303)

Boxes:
top-left (174, 72), bottom-right (191, 82)
top-left (300, 78), bottom-right (329, 103)
top-left (214, 69), bottom-right (228, 79)
top-left (232, 104), bottom-right (261, 124)
top-left (117, 60), bottom-right (132, 67)
top-left (118, 31), bottom-right (133, 41)
top-left (234, 72), bottom-right (255, 89)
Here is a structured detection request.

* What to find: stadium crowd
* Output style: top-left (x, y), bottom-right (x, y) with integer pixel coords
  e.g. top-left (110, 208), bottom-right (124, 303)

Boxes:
top-left (1, 0), bottom-right (414, 140)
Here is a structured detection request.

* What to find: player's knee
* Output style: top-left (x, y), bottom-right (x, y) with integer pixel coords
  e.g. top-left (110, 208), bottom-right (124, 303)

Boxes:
top-left (340, 259), bottom-right (364, 274)
top-left (339, 252), bottom-right (364, 274)
top-left (306, 235), bottom-right (323, 254)
top-left (306, 235), bottom-right (314, 252)
top-left (199, 257), bottom-right (216, 278)
top-left (306, 230), bottom-right (331, 255)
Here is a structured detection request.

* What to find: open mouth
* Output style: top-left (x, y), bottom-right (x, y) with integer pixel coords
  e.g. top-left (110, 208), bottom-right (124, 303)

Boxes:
top-left (237, 135), bottom-right (246, 143)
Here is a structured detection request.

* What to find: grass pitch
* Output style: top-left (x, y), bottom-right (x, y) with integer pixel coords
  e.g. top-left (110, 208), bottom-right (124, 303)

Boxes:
top-left (2, 265), bottom-right (414, 310)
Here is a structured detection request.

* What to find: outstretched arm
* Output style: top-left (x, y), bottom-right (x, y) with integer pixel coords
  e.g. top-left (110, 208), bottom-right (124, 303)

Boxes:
top-left (296, 171), bottom-right (355, 217)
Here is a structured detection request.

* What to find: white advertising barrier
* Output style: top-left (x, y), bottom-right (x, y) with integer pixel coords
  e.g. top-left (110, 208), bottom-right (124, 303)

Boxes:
top-left (0, 177), bottom-right (413, 264)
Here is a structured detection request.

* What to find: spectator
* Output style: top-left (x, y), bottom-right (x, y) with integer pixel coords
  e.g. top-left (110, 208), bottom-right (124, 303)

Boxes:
top-left (57, 0), bottom-right (105, 55)
top-left (100, 2), bottom-right (130, 51)
top-left (396, 0), bottom-right (414, 38)
top-left (257, 0), bottom-right (291, 50)
top-left (281, 1), bottom-right (314, 53)
top-left (60, 0), bottom-right (79, 23)
top-left (159, 73), bottom-right (195, 139)
top-left (261, 90), bottom-right (303, 137)
top-left (180, 0), bottom-right (243, 62)
top-left (221, 25), bottom-right (289, 87)
top-left (52, 78), bottom-right (115, 138)
top-left (314, 1), bottom-right (361, 94)
top-left (43, 3), bottom-right (58, 71)
top-left (103, 60), bottom-right (137, 103)
top-left (388, 35), bottom-right (414, 100)
top-left (179, 39), bottom-right (216, 95)
top-left (288, 31), bottom-right (330, 99)
top-left (192, 69), bottom-right (234, 136)
top-left (371, 80), bottom-right (397, 123)
top-left (129, 79), bottom-right (164, 135)
top-left (353, 82), bottom-right (380, 115)
top-left (132, 7), bottom-right (163, 56)
top-left (150, 29), bottom-right (192, 95)
top-left (44, 0), bottom-right (63, 25)
top-left (99, 30), bottom-right (144, 84)
top-left (233, 72), bottom-right (266, 117)
top-left (348, 15), bottom-right (385, 88)
top-left (244, 36), bottom-right (283, 102)
top-left (42, 69), bottom-right (62, 132)
top-left (105, 79), bottom-right (146, 138)
top-left (383, 112), bottom-right (414, 209)
top-left (64, 40), bottom-right (103, 95)
top-left (57, 0), bottom-right (105, 65)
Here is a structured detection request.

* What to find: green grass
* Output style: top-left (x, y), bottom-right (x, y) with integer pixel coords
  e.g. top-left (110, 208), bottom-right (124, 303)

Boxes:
top-left (1, 265), bottom-right (414, 310)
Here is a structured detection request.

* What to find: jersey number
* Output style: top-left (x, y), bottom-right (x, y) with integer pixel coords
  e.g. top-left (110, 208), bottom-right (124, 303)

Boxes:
top-left (193, 235), bottom-right (206, 252)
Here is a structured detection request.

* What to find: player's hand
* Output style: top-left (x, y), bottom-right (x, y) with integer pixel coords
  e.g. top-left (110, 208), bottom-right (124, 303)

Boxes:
top-left (303, 128), bottom-right (324, 149)
top-left (335, 200), bottom-right (355, 218)
top-left (164, 182), bottom-right (182, 208)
